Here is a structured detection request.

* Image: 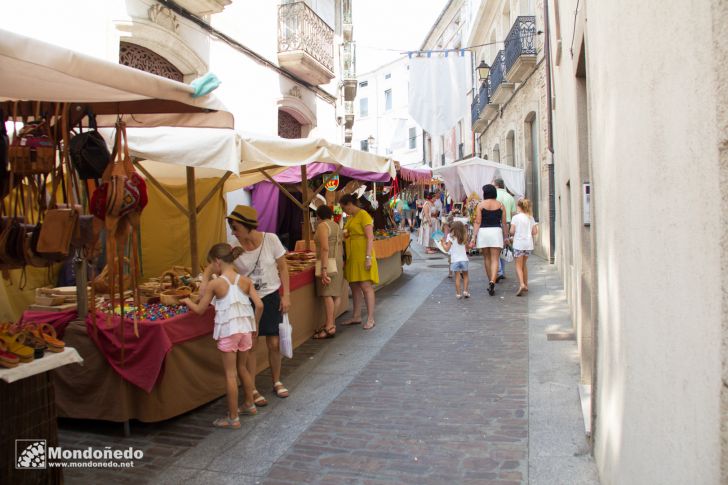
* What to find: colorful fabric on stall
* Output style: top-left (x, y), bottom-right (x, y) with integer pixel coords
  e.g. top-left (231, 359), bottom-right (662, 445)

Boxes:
top-left (84, 305), bottom-right (215, 392)
top-left (19, 309), bottom-right (78, 339)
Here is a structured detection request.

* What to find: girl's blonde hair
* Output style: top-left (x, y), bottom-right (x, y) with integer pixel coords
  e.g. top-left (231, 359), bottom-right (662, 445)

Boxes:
top-left (451, 221), bottom-right (467, 245)
top-left (518, 198), bottom-right (532, 215)
top-left (207, 243), bottom-right (243, 264)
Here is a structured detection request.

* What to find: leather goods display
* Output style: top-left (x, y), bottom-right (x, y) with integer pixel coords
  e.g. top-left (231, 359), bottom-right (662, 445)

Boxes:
top-left (7, 104), bottom-right (55, 176)
top-left (69, 110), bottom-right (111, 180)
top-left (0, 108), bottom-right (9, 201)
top-left (36, 207), bottom-right (78, 259)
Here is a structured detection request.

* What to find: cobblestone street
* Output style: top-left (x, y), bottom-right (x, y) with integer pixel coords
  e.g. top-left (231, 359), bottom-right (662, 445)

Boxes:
top-left (58, 245), bottom-right (599, 484)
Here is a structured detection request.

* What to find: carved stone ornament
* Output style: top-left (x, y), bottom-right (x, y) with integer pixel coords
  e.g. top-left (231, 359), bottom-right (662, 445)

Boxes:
top-left (148, 5), bottom-right (179, 33)
top-left (288, 86), bottom-right (303, 99)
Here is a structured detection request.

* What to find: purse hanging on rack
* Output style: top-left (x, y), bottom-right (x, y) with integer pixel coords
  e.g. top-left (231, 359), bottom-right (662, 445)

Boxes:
top-left (37, 104), bottom-right (78, 260)
top-left (7, 102), bottom-right (55, 176)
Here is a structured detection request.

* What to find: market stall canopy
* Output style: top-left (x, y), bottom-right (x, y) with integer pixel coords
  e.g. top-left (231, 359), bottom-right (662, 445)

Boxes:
top-left (432, 157), bottom-right (525, 201)
top-left (227, 133), bottom-right (397, 189)
top-left (399, 164), bottom-right (433, 183)
top-left (0, 28), bottom-right (233, 129)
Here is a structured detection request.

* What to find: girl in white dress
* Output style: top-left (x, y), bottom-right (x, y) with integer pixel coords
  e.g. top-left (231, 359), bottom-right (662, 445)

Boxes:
top-left (509, 199), bottom-right (539, 296)
top-left (183, 243), bottom-right (263, 429)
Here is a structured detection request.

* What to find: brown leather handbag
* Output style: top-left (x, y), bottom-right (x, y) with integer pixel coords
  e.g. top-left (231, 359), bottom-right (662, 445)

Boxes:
top-left (0, 179), bottom-right (26, 268)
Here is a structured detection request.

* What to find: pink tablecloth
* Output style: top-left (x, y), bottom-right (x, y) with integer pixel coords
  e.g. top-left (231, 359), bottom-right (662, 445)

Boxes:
top-left (19, 309), bottom-right (78, 339)
top-left (85, 306), bottom-right (215, 393)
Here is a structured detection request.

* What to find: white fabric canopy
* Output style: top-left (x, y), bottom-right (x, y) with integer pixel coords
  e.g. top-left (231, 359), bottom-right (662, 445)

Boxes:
top-left (408, 54), bottom-right (469, 137)
top-left (432, 157), bottom-right (526, 201)
top-left (0, 28), bottom-right (233, 129)
top-left (97, 128), bottom-right (395, 189)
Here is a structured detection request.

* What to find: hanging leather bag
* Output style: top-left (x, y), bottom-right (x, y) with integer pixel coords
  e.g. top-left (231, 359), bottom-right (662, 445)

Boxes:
top-left (0, 108), bottom-right (10, 201)
top-left (7, 103), bottom-right (55, 176)
top-left (36, 107), bottom-right (78, 260)
top-left (0, 176), bottom-right (26, 268)
top-left (69, 109), bottom-right (110, 180)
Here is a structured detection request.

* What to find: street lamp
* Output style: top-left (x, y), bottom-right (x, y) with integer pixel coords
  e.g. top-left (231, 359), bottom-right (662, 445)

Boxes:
top-left (476, 60), bottom-right (490, 83)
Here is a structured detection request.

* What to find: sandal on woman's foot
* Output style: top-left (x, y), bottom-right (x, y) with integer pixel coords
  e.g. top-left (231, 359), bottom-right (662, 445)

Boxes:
top-left (488, 282), bottom-right (495, 296)
top-left (253, 390), bottom-right (268, 407)
top-left (362, 321), bottom-right (376, 330)
top-left (463, 291), bottom-right (471, 298)
top-left (313, 326), bottom-right (336, 339)
top-left (212, 416), bottom-right (240, 429)
top-left (273, 381), bottom-right (289, 398)
top-left (340, 319), bottom-right (362, 326)
top-left (238, 404), bottom-right (257, 416)
top-left (516, 286), bottom-right (526, 296)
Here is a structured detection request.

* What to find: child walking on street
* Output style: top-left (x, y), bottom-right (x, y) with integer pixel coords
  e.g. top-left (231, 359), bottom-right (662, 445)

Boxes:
top-left (510, 199), bottom-right (538, 296)
top-left (183, 243), bottom-right (263, 429)
top-left (442, 221), bottom-right (470, 299)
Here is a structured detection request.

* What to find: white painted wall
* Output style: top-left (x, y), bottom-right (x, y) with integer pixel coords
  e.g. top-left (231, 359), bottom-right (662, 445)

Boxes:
top-left (352, 57), bottom-right (423, 164)
top-left (1, 0), bottom-right (341, 142)
top-left (551, 1), bottom-right (722, 483)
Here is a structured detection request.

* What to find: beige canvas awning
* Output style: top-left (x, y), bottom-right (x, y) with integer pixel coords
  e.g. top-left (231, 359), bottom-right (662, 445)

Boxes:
top-left (0, 28), bottom-right (233, 129)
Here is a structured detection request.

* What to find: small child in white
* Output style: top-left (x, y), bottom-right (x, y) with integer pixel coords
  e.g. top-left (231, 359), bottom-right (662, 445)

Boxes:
top-left (183, 243), bottom-right (263, 429)
top-left (442, 221), bottom-right (470, 299)
top-left (509, 198), bottom-right (539, 296)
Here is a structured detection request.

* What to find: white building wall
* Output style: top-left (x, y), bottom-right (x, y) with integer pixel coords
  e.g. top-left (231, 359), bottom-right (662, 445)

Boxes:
top-left (551, 1), bottom-right (722, 483)
top-left (352, 58), bottom-right (423, 165)
top-left (1, 0), bottom-right (341, 142)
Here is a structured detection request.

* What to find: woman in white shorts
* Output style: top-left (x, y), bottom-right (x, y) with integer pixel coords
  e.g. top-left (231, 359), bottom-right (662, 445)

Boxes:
top-left (470, 184), bottom-right (509, 296)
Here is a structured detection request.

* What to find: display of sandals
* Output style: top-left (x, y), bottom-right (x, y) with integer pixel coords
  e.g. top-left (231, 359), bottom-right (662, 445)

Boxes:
top-left (0, 321), bottom-right (66, 369)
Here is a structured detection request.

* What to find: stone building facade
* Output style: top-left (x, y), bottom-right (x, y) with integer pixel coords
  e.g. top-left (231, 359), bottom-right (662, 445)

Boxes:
top-left (468, 0), bottom-right (551, 259)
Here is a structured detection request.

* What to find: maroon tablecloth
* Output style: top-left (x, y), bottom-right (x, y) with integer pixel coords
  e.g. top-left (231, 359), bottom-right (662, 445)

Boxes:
top-left (19, 309), bottom-right (78, 339)
top-left (84, 306), bottom-right (215, 392)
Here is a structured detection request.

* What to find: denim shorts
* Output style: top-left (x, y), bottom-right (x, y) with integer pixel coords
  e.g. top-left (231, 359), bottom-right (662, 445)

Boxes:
top-left (450, 261), bottom-right (468, 272)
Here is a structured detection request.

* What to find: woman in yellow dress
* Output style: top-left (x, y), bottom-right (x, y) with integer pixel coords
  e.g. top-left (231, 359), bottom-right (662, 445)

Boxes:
top-left (339, 194), bottom-right (378, 330)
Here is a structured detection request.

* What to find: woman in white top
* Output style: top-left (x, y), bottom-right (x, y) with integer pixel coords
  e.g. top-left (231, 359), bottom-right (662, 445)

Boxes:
top-left (184, 243), bottom-right (263, 429)
top-left (509, 198), bottom-right (539, 296)
top-left (225, 205), bottom-right (292, 403)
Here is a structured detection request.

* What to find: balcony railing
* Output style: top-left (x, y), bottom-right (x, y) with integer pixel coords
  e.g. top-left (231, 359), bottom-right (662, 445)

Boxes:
top-left (489, 50), bottom-right (507, 94)
top-left (278, 1), bottom-right (334, 74)
top-left (343, 0), bottom-right (352, 24)
top-left (470, 81), bottom-right (490, 126)
top-left (342, 42), bottom-right (356, 80)
top-left (504, 16), bottom-right (537, 74)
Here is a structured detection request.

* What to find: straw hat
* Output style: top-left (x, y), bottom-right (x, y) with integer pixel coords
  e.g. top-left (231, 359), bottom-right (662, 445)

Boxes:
top-left (226, 205), bottom-right (258, 228)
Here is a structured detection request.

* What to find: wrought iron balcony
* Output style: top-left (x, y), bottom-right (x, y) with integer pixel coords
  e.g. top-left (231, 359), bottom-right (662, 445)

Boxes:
top-left (488, 50), bottom-right (514, 104)
top-left (342, 42), bottom-right (357, 101)
top-left (343, 0), bottom-right (353, 41)
top-left (278, 1), bottom-right (335, 86)
top-left (504, 16), bottom-right (538, 83)
top-left (471, 81), bottom-right (492, 131)
top-left (344, 100), bottom-right (355, 129)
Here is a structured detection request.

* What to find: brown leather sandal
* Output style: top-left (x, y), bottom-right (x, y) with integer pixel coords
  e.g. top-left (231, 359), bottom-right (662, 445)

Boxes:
top-left (312, 326), bottom-right (336, 339)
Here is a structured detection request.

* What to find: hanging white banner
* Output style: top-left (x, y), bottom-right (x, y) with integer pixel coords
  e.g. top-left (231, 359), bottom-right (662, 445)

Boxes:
top-left (408, 54), bottom-right (468, 137)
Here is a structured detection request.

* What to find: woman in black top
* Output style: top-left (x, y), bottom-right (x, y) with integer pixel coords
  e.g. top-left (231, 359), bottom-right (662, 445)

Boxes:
top-left (470, 184), bottom-right (509, 296)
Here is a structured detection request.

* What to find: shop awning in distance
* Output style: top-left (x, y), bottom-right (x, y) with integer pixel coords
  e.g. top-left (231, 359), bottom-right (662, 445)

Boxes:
top-left (0, 28), bottom-right (233, 129)
top-left (399, 164), bottom-right (433, 183)
top-left (432, 157), bottom-right (526, 201)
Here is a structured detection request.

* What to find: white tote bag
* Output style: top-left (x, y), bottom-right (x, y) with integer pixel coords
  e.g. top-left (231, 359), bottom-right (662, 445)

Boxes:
top-left (278, 313), bottom-right (293, 359)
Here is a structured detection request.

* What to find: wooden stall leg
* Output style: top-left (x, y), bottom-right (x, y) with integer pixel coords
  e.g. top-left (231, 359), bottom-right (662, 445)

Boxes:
top-left (123, 420), bottom-right (131, 437)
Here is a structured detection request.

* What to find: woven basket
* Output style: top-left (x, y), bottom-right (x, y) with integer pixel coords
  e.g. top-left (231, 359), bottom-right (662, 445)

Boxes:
top-left (159, 286), bottom-right (191, 305)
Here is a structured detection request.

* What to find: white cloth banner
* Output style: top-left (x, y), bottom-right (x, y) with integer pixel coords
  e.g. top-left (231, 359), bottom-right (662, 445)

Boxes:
top-left (408, 54), bottom-right (468, 137)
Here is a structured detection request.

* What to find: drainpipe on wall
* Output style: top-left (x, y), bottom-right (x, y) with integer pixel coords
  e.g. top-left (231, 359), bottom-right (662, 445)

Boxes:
top-left (544, 0), bottom-right (556, 264)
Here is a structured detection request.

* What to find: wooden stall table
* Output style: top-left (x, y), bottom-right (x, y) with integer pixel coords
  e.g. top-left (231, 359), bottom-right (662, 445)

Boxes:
top-left (295, 232), bottom-right (410, 289)
top-left (51, 268), bottom-right (348, 425)
top-left (0, 348), bottom-right (83, 485)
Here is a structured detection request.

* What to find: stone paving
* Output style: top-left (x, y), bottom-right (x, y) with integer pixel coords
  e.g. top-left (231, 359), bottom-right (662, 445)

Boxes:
top-left (55, 240), bottom-right (600, 484)
top-left (262, 257), bottom-right (530, 485)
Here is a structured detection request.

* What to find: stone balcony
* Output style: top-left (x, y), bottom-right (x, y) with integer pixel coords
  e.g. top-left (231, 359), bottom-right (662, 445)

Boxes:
top-left (341, 42), bottom-right (357, 101)
top-left (344, 100), bottom-right (355, 129)
top-left (489, 49), bottom-right (515, 105)
top-left (278, 1), bottom-right (335, 86)
top-left (504, 16), bottom-right (538, 83)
